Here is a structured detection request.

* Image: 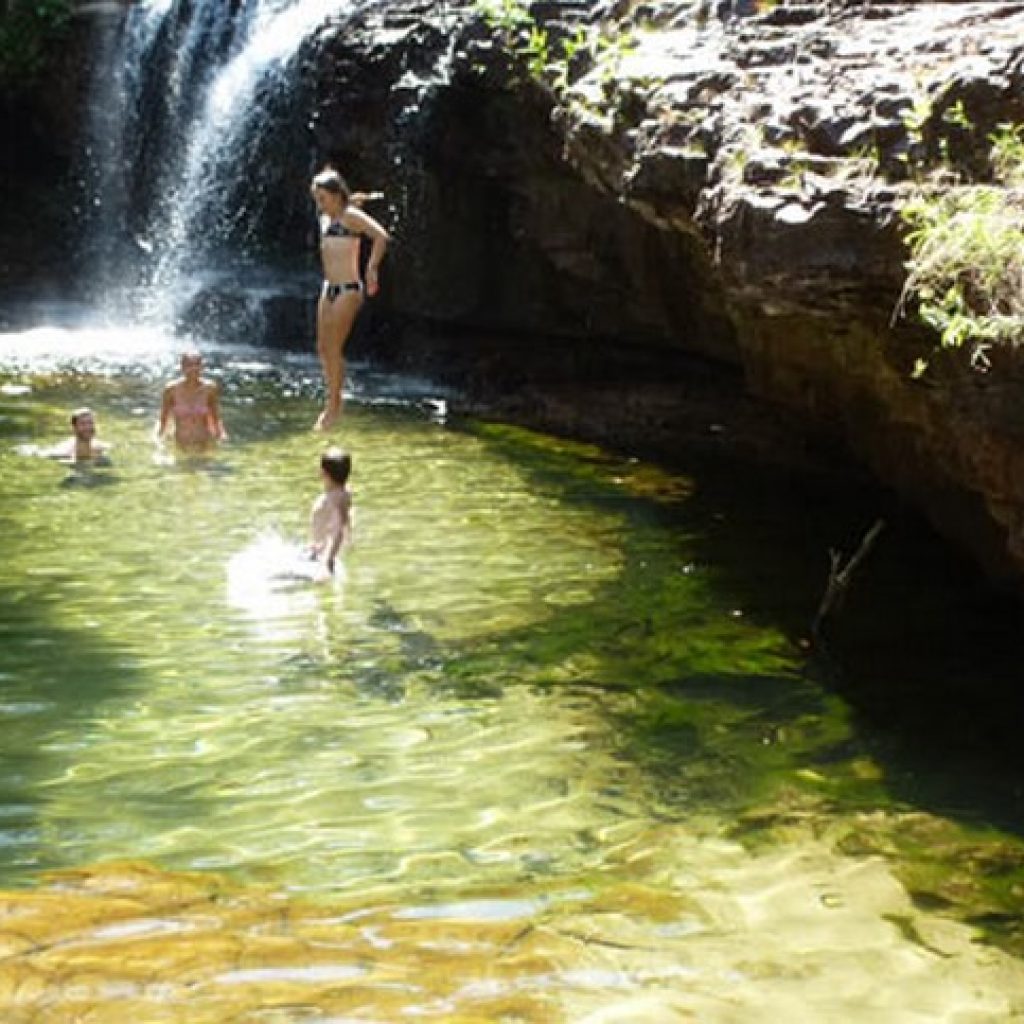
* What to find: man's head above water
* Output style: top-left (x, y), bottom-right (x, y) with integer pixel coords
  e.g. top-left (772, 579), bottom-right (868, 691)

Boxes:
top-left (70, 407), bottom-right (97, 440)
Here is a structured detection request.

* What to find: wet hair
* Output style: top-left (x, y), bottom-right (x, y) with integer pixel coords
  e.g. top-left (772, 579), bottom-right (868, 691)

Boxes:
top-left (321, 448), bottom-right (352, 486)
top-left (180, 348), bottom-right (203, 366)
top-left (70, 407), bottom-right (94, 427)
top-left (311, 168), bottom-right (351, 202)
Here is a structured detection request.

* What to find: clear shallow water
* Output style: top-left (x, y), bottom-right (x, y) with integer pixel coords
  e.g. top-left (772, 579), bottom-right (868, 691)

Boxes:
top-left (1, 325), bottom-right (1024, 1020)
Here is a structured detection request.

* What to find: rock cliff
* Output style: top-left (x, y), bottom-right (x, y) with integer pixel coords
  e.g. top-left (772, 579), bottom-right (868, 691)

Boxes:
top-left (305, 0), bottom-right (1024, 582)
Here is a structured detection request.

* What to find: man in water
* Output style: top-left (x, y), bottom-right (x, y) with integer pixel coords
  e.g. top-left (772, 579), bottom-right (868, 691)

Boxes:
top-left (46, 407), bottom-right (111, 463)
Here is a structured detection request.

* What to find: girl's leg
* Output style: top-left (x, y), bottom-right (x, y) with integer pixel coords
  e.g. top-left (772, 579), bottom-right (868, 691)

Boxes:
top-left (315, 293), bottom-right (338, 429)
top-left (315, 291), bottom-right (362, 430)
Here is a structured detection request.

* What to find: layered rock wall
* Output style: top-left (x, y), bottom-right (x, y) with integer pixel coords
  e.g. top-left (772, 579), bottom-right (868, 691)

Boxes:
top-left (306, 0), bottom-right (1024, 581)
top-left (598, 0), bottom-right (1024, 579)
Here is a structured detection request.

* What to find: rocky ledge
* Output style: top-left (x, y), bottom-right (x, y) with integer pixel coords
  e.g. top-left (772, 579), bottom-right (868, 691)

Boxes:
top-left (585, 0), bottom-right (1024, 583)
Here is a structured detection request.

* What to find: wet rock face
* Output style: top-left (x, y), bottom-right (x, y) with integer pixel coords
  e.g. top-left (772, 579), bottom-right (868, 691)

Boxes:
top-left (0, 19), bottom-right (92, 285)
top-left (639, 0), bottom-right (1024, 582)
top-left (300, 0), bottom-right (779, 467)
top-left (305, 4), bottom-right (737, 364)
top-left (305, 0), bottom-right (1024, 582)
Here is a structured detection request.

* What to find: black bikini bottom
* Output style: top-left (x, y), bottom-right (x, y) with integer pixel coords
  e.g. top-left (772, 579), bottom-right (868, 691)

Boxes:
top-left (323, 281), bottom-right (363, 302)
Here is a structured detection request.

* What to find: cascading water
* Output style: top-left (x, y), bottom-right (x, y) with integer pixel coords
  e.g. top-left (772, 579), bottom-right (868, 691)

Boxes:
top-left (77, 0), bottom-right (166, 286)
top-left (82, 0), bottom-right (355, 335)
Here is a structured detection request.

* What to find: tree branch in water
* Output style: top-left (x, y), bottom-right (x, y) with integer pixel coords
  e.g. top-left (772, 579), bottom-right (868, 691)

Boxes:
top-left (812, 518), bottom-right (886, 642)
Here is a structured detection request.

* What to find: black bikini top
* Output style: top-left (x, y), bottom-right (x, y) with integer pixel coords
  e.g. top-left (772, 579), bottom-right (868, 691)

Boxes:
top-left (322, 217), bottom-right (358, 239)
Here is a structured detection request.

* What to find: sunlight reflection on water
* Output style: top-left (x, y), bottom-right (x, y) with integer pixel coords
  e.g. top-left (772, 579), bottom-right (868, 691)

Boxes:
top-left (226, 531), bottom-right (335, 628)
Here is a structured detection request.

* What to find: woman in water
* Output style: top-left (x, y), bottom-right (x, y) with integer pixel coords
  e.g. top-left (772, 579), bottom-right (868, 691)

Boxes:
top-left (310, 168), bottom-right (389, 431)
top-left (156, 350), bottom-right (227, 451)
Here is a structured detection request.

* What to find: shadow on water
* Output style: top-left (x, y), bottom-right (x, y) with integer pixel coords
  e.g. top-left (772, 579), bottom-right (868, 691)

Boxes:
top-left (457, 419), bottom-right (1024, 833)
top-left (326, 418), bottom-right (841, 812)
top-left (437, 419), bottom-right (1024, 955)
top-left (682, 464), bottom-right (1024, 816)
top-left (0, 582), bottom-right (146, 882)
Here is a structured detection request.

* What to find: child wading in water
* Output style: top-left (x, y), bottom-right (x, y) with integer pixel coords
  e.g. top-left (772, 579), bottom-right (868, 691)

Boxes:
top-left (309, 448), bottom-right (353, 575)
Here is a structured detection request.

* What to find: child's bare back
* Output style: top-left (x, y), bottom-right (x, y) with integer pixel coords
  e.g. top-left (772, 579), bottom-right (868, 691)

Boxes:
top-left (309, 448), bottom-right (352, 575)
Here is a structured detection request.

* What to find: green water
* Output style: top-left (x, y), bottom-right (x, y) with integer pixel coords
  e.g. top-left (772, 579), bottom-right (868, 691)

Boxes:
top-left (2, 331), bottom-right (1024, 1019)
top-left (1, 346), bottom-right (793, 892)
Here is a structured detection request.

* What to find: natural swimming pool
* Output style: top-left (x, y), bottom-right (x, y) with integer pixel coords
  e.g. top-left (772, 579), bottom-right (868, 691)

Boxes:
top-left (1, 326), bottom-right (1023, 1021)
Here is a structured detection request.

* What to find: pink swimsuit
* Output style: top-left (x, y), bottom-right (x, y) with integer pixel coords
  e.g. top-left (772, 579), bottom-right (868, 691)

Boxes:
top-left (173, 389), bottom-right (210, 418)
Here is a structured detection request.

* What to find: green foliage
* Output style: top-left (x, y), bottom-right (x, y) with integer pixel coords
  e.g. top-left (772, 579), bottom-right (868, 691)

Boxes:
top-left (901, 94), bottom-right (932, 141)
top-left (0, 0), bottom-right (73, 94)
top-left (592, 24), bottom-right (637, 84)
top-left (942, 98), bottom-right (972, 131)
top-left (898, 126), bottom-right (1024, 369)
top-left (780, 156), bottom-right (809, 192)
top-left (473, 0), bottom-right (636, 103)
top-left (551, 25), bottom-right (588, 94)
top-left (522, 23), bottom-right (549, 80)
top-left (477, 0), bottom-right (532, 36)
top-left (476, 0), bottom-right (556, 86)
top-left (898, 92), bottom-right (983, 182)
top-left (990, 121), bottom-right (1024, 188)
top-left (560, 24), bottom-right (588, 64)
top-left (898, 93), bottom-right (935, 181)
top-left (842, 142), bottom-right (880, 183)
top-left (727, 145), bottom-right (749, 175)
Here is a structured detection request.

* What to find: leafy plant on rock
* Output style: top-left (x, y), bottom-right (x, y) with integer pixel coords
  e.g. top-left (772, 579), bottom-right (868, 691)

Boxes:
top-left (475, 0), bottom-right (635, 106)
top-left (897, 122), bottom-right (1024, 371)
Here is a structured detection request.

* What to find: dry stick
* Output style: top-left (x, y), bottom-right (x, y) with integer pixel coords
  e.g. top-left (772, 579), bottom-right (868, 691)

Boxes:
top-left (812, 518), bottom-right (886, 641)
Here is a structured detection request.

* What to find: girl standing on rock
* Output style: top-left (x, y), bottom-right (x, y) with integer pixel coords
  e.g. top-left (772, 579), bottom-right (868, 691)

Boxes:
top-left (309, 168), bottom-right (389, 431)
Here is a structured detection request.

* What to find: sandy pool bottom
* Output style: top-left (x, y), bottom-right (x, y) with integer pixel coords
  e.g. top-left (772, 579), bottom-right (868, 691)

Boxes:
top-left (0, 820), bottom-right (1021, 1023)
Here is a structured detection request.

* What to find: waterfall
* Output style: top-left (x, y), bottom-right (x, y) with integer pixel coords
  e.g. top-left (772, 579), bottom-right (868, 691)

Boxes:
top-left (83, 0), bottom-right (354, 335)
top-left (78, 0), bottom-right (171, 283)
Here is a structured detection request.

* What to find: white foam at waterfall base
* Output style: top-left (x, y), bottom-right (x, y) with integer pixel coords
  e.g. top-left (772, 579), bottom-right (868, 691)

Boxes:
top-left (0, 326), bottom-right (176, 374)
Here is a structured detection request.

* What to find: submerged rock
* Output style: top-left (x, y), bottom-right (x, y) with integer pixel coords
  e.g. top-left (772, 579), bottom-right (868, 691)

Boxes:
top-left (2, 831), bottom-right (1024, 1021)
